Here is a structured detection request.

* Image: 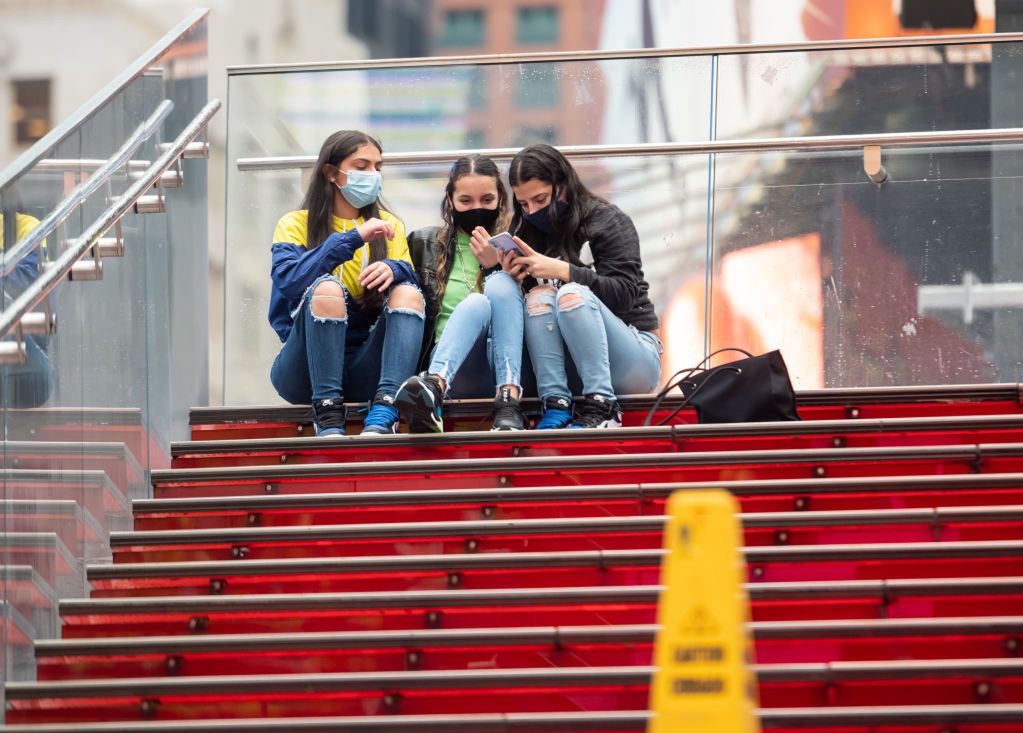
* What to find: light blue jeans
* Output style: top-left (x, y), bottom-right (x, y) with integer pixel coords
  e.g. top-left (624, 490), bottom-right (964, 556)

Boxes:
top-left (524, 282), bottom-right (662, 403)
top-left (428, 271), bottom-right (524, 395)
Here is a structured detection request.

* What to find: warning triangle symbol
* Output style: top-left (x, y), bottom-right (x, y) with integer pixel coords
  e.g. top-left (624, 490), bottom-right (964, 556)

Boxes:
top-left (680, 606), bottom-right (720, 637)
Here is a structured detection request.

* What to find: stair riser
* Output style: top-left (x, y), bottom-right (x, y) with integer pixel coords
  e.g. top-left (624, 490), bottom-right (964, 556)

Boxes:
top-left (9, 677), bottom-right (1023, 724)
top-left (35, 635), bottom-right (1021, 681)
top-left (133, 488), bottom-right (1023, 531)
top-left (58, 593), bottom-right (1022, 638)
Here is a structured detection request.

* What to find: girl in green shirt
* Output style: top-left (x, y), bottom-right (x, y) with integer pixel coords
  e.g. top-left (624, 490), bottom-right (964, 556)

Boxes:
top-left (399, 155), bottom-right (528, 432)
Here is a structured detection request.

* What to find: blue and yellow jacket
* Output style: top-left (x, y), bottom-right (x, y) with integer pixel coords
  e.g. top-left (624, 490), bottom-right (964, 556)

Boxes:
top-left (268, 209), bottom-right (417, 345)
top-left (0, 212), bottom-right (45, 293)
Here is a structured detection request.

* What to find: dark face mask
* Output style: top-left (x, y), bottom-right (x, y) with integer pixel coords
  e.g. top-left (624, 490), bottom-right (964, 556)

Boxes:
top-left (451, 206), bottom-right (500, 234)
top-left (523, 199), bottom-right (569, 234)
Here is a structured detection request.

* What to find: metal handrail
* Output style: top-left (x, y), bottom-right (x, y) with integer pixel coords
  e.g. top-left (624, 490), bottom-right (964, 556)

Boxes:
top-left (0, 100), bottom-right (222, 343)
top-left (236, 126), bottom-right (1023, 171)
top-left (0, 9), bottom-right (208, 192)
top-left (226, 30), bottom-right (1023, 75)
top-left (0, 100), bottom-right (174, 278)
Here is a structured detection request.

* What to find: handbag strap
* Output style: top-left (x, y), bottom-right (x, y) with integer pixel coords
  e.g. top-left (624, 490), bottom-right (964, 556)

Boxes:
top-left (642, 366), bottom-right (704, 427)
top-left (694, 347), bottom-right (754, 369)
top-left (654, 366), bottom-right (743, 426)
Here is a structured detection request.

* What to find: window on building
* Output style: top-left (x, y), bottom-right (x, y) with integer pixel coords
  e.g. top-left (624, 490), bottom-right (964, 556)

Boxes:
top-left (441, 9), bottom-right (485, 47)
top-left (517, 6), bottom-right (558, 44)
top-left (516, 64), bottom-right (558, 108)
top-left (12, 80), bottom-right (51, 146)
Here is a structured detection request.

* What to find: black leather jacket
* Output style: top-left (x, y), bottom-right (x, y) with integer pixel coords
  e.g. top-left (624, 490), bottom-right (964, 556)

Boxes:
top-left (408, 225), bottom-right (450, 371)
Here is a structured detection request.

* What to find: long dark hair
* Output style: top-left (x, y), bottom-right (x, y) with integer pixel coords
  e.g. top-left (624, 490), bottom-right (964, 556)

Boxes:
top-left (435, 154), bottom-right (510, 301)
top-left (508, 143), bottom-right (606, 264)
top-left (301, 130), bottom-right (391, 304)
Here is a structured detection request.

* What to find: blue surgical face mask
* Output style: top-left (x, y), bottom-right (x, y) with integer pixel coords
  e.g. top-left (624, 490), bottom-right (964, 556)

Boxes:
top-left (523, 198), bottom-right (568, 234)
top-left (335, 169), bottom-right (382, 209)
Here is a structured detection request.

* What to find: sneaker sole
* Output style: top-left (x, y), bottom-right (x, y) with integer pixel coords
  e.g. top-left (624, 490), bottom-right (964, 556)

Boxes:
top-left (395, 380), bottom-right (443, 434)
top-left (359, 426), bottom-right (398, 436)
top-left (315, 427), bottom-right (347, 437)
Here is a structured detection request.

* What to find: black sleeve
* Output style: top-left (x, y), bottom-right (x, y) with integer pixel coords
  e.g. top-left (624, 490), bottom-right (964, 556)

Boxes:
top-left (568, 203), bottom-right (642, 314)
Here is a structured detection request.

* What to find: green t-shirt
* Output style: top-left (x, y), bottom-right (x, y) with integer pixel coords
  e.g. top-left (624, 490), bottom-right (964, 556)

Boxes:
top-left (435, 231), bottom-right (477, 340)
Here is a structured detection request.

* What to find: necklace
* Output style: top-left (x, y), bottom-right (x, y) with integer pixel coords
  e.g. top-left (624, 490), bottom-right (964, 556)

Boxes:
top-left (453, 237), bottom-right (478, 294)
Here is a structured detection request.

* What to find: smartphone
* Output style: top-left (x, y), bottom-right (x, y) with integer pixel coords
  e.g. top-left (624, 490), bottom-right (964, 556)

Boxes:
top-left (489, 232), bottom-right (524, 256)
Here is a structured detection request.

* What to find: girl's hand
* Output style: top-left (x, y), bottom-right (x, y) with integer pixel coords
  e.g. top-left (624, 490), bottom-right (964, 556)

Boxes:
top-left (357, 218), bottom-right (394, 242)
top-left (468, 226), bottom-right (500, 269)
top-left (500, 249), bottom-right (528, 284)
top-left (359, 261), bottom-right (394, 291)
top-left (510, 237), bottom-right (571, 281)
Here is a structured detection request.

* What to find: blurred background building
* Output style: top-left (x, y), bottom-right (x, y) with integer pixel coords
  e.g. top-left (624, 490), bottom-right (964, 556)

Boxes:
top-left (0, 0), bottom-right (1014, 403)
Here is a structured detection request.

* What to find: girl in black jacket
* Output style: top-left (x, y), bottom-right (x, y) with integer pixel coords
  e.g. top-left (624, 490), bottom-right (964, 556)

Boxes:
top-left (505, 144), bottom-right (662, 429)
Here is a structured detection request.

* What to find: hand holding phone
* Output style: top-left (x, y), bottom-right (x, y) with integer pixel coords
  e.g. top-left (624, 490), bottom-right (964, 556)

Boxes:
top-left (489, 232), bottom-right (524, 256)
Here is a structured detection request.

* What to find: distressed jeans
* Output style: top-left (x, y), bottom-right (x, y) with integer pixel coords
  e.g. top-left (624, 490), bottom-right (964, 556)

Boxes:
top-left (524, 282), bottom-right (662, 403)
top-left (428, 271), bottom-right (525, 396)
top-left (270, 274), bottom-right (425, 404)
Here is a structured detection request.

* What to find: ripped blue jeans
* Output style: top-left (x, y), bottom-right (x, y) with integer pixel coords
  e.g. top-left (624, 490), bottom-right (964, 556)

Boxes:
top-left (270, 274), bottom-right (425, 404)
top-left (524, 282), bottom-right (662, 403)
top-left (428, 271), bottom-right (524, 397)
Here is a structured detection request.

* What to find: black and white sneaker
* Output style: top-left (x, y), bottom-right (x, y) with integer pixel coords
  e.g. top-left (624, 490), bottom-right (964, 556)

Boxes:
top-left (569, 394), bottom-right (623, 429)
top-left (491, 387), bottom-right (526, 431)
top-left (395, 372), bottom-right (445, 433)
top-left (312, 398), bottom-right (347, 436)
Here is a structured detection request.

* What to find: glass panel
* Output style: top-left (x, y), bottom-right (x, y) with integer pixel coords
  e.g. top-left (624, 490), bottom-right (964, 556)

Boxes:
top-left (0, 12), bottom-right (209, 712)
top-left (693, 144), bottom-right (1020, 390)
top-left (223, 54), bottom-right (714, 404)
top-left (714, 41), bottom-right (1013, 140)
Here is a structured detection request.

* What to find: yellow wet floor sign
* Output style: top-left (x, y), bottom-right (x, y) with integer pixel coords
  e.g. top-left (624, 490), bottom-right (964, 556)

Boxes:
top-left (648, 489), bottom-right (760, 733)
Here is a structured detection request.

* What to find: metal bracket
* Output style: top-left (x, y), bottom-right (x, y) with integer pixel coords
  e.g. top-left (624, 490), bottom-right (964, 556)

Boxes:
top-left (863, 145), bottom-right (888, 184)
top-left (159, 139), bottom-right (209, 159)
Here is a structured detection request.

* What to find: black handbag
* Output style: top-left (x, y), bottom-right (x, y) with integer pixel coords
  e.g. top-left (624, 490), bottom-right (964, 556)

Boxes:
top-left (644, 348), bottom-right (800, 425)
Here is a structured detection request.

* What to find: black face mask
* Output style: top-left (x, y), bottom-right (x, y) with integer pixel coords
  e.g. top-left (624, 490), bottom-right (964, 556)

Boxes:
top-left (451, 206), bottom-right (500, 234)
top-left (523, 199), bottom-right (569, 235)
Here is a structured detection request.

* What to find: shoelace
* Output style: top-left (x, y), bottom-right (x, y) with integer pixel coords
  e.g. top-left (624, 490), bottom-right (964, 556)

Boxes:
top-left (537, 408), bottom-right (572, 429)
top-left (572, 400), bottom-right (612, 427)
top-left (363, 403), bottom-right (399, 429)
top-left (314, 405), bottom-right (346, 430)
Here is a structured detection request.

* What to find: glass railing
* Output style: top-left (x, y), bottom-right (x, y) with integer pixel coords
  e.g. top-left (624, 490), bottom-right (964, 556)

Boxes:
top-left (223, 32), bottom-right (1023, 405)
top-left (0, 9), bottom-right (213, 703)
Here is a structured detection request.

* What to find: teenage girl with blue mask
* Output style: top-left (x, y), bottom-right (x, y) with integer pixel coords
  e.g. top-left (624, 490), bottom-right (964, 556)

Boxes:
top-left (505, 143), bottom-right (662, 429)
top-left (268, 130), bottom-right (424, 435)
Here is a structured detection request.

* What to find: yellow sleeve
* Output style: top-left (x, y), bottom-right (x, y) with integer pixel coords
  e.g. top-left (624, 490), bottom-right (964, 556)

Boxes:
top-left (272, 211), bottom-right (309, 247)
top-left (386, 217), bottom-right (411, 264)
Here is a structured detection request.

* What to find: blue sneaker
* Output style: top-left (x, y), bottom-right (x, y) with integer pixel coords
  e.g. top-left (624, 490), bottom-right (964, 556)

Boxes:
top-left (395, 373), bottom-right (444, 433)
top-left (312, 398), bottom-right (347, 437)
top-left (360, 394), bottom-right (400, 435)
top-left (536, 396), bottom-right (573, 430)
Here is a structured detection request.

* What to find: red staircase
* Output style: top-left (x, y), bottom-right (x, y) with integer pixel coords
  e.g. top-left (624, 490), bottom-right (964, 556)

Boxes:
top-left (6, 385), bottom-right (1023, 731)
